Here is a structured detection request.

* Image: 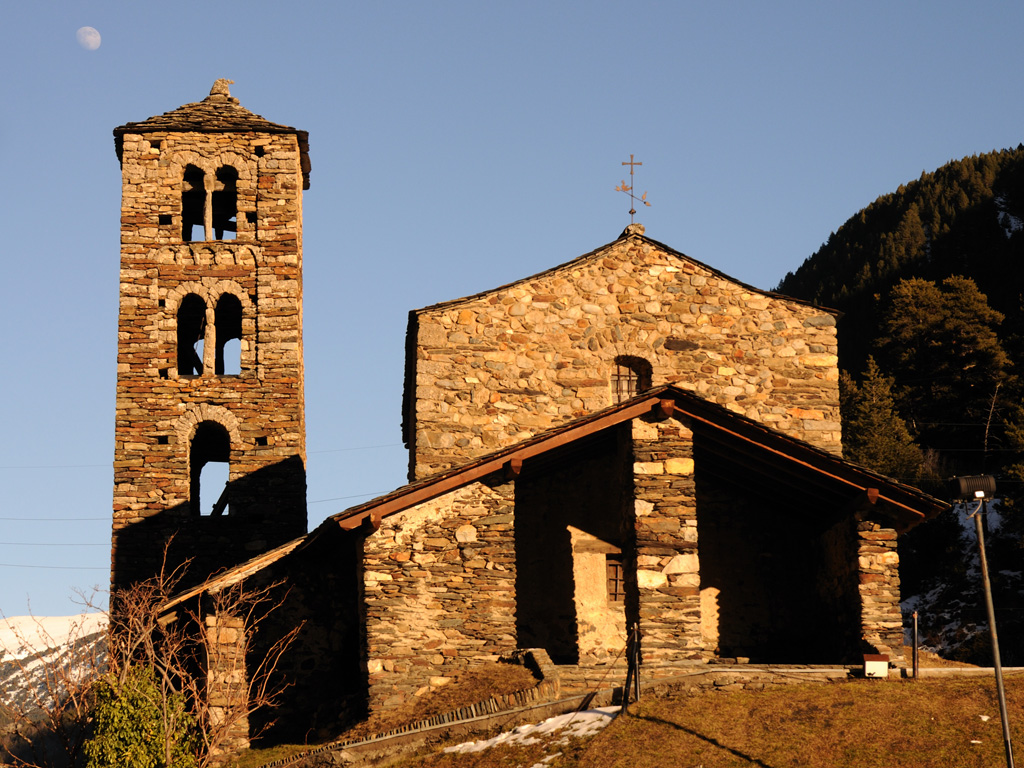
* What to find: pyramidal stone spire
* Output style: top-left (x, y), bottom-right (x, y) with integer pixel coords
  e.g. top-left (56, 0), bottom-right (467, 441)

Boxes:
top-left (113, 80), bottom-right (311, 189)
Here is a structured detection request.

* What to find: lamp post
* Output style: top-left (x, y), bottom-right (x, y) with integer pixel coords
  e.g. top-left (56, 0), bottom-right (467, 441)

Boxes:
top-left (948, 475), bottom-right (1015, 768)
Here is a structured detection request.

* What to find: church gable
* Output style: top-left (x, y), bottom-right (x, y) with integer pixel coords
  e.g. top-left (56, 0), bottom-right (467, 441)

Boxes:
top-left (404, 226), bottom-right (842, 480)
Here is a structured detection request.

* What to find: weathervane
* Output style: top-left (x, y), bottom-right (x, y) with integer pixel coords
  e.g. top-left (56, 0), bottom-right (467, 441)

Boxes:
top-left (616, 154), bottom-right (651, 223)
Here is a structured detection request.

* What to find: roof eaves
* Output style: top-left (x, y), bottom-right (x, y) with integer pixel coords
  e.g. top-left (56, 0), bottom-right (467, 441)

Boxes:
top-left (158, 534), bottom-right (306, 616)
top-left (324, 384), bottom-right (944, 537)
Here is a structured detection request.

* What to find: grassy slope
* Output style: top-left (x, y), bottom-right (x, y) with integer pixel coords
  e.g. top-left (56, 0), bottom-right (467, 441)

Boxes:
top-left (394, 676), bottom-right (1024, 768)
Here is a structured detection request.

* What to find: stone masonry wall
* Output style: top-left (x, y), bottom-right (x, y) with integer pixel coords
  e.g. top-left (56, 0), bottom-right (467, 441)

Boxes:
top-left (856, 519), bottom-right (904, 661)
top-left (205, 610), bottom-right (249, 761)
top-left (363, 481), bottom-right (517, 713)
top-left (112, 128), bottom-right (307, 590)
top-left (630, 415), bottom-right (704, 665)
top-left (408, 229), bottom-right (840, 479)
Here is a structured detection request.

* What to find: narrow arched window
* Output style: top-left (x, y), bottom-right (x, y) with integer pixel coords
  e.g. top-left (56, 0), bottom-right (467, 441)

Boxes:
top-left (611, 356), bottom-right (652, 404)
top-left (214, 293), bottom-right (243, 376)
top-left (182, 165), bottom-right (206, 242)
top-left (177, 294), bottom-right (207, 375)
top-left (212, 166), bottom-right (238, 240)
top-left (190, 421), bottom-right (231, 516)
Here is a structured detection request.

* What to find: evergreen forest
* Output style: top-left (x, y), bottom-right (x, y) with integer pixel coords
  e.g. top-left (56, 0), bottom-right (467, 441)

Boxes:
top-left (778, 146), bottom-right (1024, 663)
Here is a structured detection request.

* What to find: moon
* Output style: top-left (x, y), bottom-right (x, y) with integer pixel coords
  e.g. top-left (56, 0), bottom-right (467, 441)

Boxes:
top-left (76, 26), bottom-right (101, 51)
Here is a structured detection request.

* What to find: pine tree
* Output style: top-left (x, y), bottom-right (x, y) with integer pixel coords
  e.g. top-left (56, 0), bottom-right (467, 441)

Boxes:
top-left (876, 276), bottom-right (1009, 468)
top-left (840, 357), bottom-right (924, 483)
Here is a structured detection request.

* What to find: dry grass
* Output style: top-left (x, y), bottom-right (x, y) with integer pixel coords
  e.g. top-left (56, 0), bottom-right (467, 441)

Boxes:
top-left (909, 646), bottom-right (978, 668)
top-left (395, 675), bottom-right (1024, 768)
top-left (234, 662), bottom-right (538, 768)
top-left (340, 662), bottom-right (538, 742)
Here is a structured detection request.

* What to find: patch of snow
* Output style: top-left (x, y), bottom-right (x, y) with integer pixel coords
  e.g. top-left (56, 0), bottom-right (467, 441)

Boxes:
top-left (0, 614), bottom-right (107, 710)
top-left (444, 706), bottom-right (620, 755)
top-left (0, 614), bottom-right (106, 662)
top-left (994, 195), bottom-right (1023, 239)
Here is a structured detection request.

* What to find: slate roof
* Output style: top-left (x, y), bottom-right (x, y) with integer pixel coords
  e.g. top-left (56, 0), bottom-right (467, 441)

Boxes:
top-left (113, 79), bottom-right (311, 189)
top-left (333, 383), bottom-right (947, 535)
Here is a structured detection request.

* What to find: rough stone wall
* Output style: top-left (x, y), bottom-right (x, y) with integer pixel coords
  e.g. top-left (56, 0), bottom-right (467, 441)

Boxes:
top-left (205, 610), bottom-right (249, 760)
top-left (407, 231), bottom-right (840, 479)
top-left (363, 481), bottom-right (516, 712)
top-left (112, 129), bottom-right (307, 591)
top-left (630, 415), bottom-right (704, 665)
top-left (856, 520), bottom-right (904, 661)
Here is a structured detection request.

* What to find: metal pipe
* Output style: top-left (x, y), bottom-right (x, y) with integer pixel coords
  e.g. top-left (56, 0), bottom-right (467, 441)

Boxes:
top-left (912, 610), bottom-right (919, 680)
top-left (975, 500), bottom-right (1015, 768)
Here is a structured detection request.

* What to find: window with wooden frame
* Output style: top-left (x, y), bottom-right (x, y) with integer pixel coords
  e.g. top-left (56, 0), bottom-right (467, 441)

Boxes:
top-left (606, 554), bottom-right (626, 605)
top-left (611, 356), bottom-right (652, 404)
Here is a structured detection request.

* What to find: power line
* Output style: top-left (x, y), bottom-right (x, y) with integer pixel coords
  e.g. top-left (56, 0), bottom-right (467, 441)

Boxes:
top-left (309, 443), bottom-right (403, 454)
top-left (0, 442), bottom-right (405, 470)
top-left (0, 520), bottom-right (107, 528)
top-left (0, 543), bottom-right (108, 547)
top-left (308, 492), bottom-right (387, 505)
top-left (0, 463), bottom-right (107, 470)
top-left (0, 563), bottom-right (107, 571)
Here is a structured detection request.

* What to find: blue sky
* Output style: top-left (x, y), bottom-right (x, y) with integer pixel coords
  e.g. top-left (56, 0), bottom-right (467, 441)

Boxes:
top-left (2, 1), bottom-right (1023, 617)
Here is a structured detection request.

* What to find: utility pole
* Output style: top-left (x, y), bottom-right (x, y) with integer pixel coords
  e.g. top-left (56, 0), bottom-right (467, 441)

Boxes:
top-left (949, 475), bottom-right (1015, 768)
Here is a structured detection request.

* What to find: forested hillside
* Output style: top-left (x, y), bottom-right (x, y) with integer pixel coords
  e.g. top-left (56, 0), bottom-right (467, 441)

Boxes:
top-left (778, 147), bottom-right (1024, 663)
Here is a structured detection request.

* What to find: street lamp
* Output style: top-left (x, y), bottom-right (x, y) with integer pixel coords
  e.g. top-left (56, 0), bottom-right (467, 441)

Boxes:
top-left (948, 474), bottom-right (1014, 768)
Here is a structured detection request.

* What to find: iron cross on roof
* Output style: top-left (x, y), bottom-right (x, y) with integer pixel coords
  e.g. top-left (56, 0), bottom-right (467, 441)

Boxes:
top-left (616, 154), bottom-right (651, 223)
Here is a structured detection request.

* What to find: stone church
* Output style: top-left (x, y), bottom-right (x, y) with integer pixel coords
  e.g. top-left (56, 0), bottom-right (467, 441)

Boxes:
top-left (110, 82), bottom-right (947, 747)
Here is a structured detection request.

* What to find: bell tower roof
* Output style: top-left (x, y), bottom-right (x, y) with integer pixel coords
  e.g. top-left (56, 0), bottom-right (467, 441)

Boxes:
top-left (114, 79), bottom-right (310, 187)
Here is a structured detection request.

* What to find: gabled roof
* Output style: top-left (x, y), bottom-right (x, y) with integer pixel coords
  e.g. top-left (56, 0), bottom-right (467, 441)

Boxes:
top-left (163, 384), bottom-right (946, 610)
top-left (113, 79), bottom-right (311, 189)
top-left (401, 225), bottom-right (841, 446)
top-left (410, 224), bottom-right (839, 316)
top-left (334, 383), bottom-right (945, 537)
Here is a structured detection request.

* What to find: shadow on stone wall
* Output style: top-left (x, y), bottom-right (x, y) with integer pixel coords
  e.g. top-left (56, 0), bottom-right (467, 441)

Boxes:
top-left (245, 524), bottom-right (368, 745)
top-left (112, 455), bottom-right (308, 593)
top-left (694, 446), bottom-right (861, 663)
top-left (514, 427), bottom-right (634, 664)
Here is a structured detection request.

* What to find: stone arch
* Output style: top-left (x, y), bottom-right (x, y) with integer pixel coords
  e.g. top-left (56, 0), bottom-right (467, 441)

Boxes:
top-left (175, 406), bottom-right (243, 516)
top-left (175, 404), bottom-right (242, 450)
top-left (165, 282), bottom-right (213, 376)
top-left (208, 281), bottom-right (253, 375)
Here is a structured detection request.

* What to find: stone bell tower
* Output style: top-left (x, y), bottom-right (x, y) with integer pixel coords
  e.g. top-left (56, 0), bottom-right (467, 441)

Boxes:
top-left (110, 80), bottom-right (310, 592)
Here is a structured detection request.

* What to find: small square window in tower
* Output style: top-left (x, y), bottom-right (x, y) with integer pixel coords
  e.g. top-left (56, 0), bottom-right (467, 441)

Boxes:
top-left (611, 356), bottom-right (652, 404)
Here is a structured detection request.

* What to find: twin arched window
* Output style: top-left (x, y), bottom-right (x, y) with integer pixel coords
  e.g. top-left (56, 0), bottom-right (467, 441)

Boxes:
top-left (176, 293), bottom-right (243, 376)
top-left (181, 164), bottom-right (238, 242)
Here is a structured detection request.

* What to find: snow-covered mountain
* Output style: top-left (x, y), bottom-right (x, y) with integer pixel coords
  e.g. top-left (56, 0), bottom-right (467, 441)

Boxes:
top-left (0, 614), bottom-right (107, 713)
